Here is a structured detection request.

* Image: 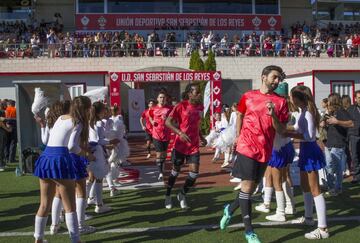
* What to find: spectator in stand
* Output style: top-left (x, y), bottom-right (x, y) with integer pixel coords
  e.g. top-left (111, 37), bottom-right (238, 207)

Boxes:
top-left (47, 28), bottom-right (57, 58)
top-left (4, 100), bottom-right (17, 164)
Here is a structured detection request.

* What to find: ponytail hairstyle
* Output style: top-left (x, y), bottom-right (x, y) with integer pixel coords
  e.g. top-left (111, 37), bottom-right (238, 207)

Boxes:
top-left (89, 101), bottom-right (106, 129)
top-left (47, 101), bottom-right (66, 128)
top-left (70, 96), bottom-right (91, 149)
top-left (291, 85), bottom-right (320, 129)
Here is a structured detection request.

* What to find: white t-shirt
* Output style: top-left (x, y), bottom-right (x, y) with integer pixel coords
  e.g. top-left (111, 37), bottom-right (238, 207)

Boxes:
top-left (46, 116), bottom-right (82, 154)
top-left (293, 108), bottom-right (317, 142)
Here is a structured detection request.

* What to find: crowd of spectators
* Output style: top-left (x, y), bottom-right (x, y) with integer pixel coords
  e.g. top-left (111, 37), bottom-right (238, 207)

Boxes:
top-left (1, 18), bottom-right (360, 58)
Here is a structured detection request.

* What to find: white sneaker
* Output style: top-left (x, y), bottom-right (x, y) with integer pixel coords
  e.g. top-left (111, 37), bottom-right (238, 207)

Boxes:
top-left (95, 204), bottom-right (112, 214)
top-left (221, 162), bottom-right (230, 168)
top-left (266, 213), bottom-right (286, 222)
top-left (285, 206), bottom-right (296, 215)
top-left (49, 224), bottom-right (60, 235)
top-left (230, 177), bottom-right (242, 183)
top-left (158, 173), bottom-right (163, 181)
top-left (79, 225), bottom-right (96, 234)
top-left (165, 195), bottom-right (172, 209)
top-left (233, 183), bottom-right (242, 191)
top-left (0, 167), bottom-right (5, 172)
top-left (304, 228), bottom-right (329, 240)
top-left (177, 192), bottom-right (188, 209)
top-left (84, 214), bottom-right (93, 221)
top-left (291, 216), bottom-right (315, 226)
top-left (110, 188), bottom-right (120, 197)
top-left (87, 197), bottom-right (96, 206)
top-left (146, 154), bottom-right (151, 159)
top-left (255, 203), bottom-right (270, 213)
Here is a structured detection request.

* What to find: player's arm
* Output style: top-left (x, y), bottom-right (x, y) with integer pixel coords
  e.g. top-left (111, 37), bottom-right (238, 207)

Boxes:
top-left (139, 116), bottom-right (146, 130)
top-left (236, 112), bottom-right (244, 138)
top-left (165, 116), bottom-right (190, 143)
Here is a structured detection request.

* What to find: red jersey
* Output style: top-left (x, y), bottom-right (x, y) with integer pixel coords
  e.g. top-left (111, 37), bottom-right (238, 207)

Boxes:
top-left (150, 105), bottom-right (173, 141)
top-left (169, 100), bottom-right (204, 155)
top-left (141, 108), bottom-right (153, 134)
top-left (236, 90), bottom-right (288, 163)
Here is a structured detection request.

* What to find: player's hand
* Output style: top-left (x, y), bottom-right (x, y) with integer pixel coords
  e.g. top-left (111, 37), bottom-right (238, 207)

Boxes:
top-left (266, 101), bottom-right (275, 116)
top-left (326, 116), bottom-right (338, 125)
top-left (179, 131), bottom-right (191, 143)
top-left (200, 137), bottom-right (207, 146)
top-left (34, 114), bottom-right (45, 127)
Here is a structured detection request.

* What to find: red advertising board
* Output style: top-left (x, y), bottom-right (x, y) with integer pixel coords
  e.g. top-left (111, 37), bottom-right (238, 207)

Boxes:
top-left (76, 14), bottom-right (281, 31)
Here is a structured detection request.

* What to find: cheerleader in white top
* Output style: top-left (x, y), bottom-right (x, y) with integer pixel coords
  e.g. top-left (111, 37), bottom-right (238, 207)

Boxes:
top-left (269, 85), bottom-right (329, 240)
top-left (86, 102), bottom-right (119, 214)
top-left (33, 96), bottom-right (92, 243)
top-left (205, 112), bottom-right (225, 162)
top-left (215, 103), bottom-right (238, 168)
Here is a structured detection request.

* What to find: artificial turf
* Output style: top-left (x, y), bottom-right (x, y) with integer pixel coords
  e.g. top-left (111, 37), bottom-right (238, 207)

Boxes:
top-left (0, 163), bottom-right (360, 242)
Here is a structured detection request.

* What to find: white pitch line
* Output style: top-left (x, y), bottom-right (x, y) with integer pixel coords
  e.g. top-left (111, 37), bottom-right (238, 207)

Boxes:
top-left (1, 216), bottom-right (359, 237)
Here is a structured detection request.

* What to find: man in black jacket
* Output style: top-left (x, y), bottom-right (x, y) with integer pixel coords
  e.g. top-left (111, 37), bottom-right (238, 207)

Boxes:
top-left (347, 90), bottom-right (360, 184)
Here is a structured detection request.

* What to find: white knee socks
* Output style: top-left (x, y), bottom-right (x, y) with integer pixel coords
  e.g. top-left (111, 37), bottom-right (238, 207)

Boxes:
top-left (275, 191), bottom-right (285, 215)
top-left (76, 197), bottom-right (86, 228)
top-left (303, 192), bottom-right (314, 219)
top-left (51, 196), bottom-right (62, 226)
top-left (89, 181), bottom-right (96, 199)
top-left (282, 181), bottom-right (295, 208)
top-left (263, 187), bottom-right (274, 205)
top-left (95, 182), bottom-right (103, 206)
top-left (106, 173), bottom-right (115, 190)
top-left (314, 194), bottom-right (327, 228)
top-left (65, 212), bottom-right (80, 243)
top-left (34, 215), bottom-right (48, 240)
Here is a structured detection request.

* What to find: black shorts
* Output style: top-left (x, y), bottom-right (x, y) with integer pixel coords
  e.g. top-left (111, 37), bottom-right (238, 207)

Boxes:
top-left (171, 150), bottom-right (200, 166)
top-left (231, 153), bottom-right (267, 184)
top-left (145, 132), bottom-right (153, 142)
top-left (153, 139), bottom-right (169, 152)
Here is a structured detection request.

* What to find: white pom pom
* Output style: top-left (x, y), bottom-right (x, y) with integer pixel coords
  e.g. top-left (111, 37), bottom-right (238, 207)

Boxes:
top-left (83, 87), bottom-right (108, 103)
top-left (31, 88), bottom-right (49, 115)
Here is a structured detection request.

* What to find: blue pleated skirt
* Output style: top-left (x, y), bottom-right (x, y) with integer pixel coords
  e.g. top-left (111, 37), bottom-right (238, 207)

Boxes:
top-left (298, 141), bottom-right (326, 172)
top-left (34, 146), bottom-right (76, 179)
top-left (70, 153), bottom-right (89, 180)
top-left (268, 142), bottom-right (295, 168)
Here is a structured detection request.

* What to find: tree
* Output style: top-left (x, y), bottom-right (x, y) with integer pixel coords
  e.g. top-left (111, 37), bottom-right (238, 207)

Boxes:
top-left (189, 51), bottom-right (204, 71)
top-left (188, 50), bottom-right (216, 135)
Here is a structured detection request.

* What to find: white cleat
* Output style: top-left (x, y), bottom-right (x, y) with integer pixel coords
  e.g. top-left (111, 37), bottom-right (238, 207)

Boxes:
top-left (110, 188), bottom-right (120, 197)
top-left (165, 196), bottom-right (172, 209)
top-left (95, 204), bottom-right (112, 214)
top-left (87, 197), bottom-right (96, 206)
top-left (291, 216), bottom-right (315, 226)
top-left (233, 183), bottom-right (242, 191)
top-left (79, 225), bottom-right (96, 234)
top-left (158, 173), bottom-right (163, 181)
top-left (285, 206), bottom-right (296, 215)
top-left (177, 192), bottom-right (188, 209)
top-left (146, 154), bottom-right (151, 159)
top-left (49, 224), bottom-right (60, 235)
top-left (304, 228), bottom-right (329, 240)
top-left (84, 214), bottom-right (93, 221)
top-left (266, 213), bottom-right (286, 222)
top-left (229, 177), bottom-right (242, 183)
top-left (255, 203), bottom-right (270, 213)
